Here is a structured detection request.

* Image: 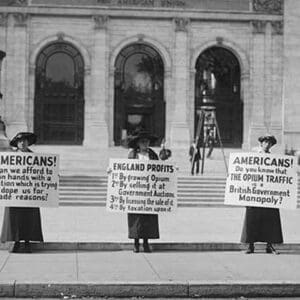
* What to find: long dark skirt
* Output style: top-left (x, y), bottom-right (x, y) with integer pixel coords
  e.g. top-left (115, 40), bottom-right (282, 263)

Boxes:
top-left (241, 207), bottom-right (283, 243)
top-left (1, 207), bottom-right (43, 242)
top-left (128, 213), bottom-right (159, 239)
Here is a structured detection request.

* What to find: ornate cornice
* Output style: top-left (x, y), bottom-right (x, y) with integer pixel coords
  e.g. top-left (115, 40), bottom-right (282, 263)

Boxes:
top-left (93, 15), bottom-right (108, 30)
top-left (251, 20), bottom-right (267, 34)
top-left (271, 21), bottom-right (283, 35)
top-left (0, 13), bottom-right (8, 27)
top-left (13, 13), bottom-right (28, 27)
top-left (253, 0), bottom-right (283, 14)
top-left (174, 18), bottom-right (189, 32)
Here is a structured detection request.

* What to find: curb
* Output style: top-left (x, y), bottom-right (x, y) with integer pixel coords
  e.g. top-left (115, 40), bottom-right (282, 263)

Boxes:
top-left (1, 242), bottom-right (300, 252)
top-left (1, 282), bottom-right (300, 298)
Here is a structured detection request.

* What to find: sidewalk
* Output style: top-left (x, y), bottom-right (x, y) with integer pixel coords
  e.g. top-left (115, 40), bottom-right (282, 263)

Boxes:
top-left (1, 207), bottom-right (300, 244)
top-left (0, 249), bottom-right (300, 298)
top-left (0, 207), bottom-right (300, 298)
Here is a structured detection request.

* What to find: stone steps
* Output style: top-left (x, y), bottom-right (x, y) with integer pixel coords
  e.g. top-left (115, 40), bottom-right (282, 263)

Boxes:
top-left (58, 175), bottom-right (300, 208)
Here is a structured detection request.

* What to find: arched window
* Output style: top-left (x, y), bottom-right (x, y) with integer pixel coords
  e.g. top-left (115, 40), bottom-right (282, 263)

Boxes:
top-left (35, 42), bottom-right (84, 144)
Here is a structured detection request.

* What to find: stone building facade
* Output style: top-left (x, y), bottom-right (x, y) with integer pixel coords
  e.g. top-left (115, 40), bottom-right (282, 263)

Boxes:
top-left (0, 0), bottom-right (296, 171)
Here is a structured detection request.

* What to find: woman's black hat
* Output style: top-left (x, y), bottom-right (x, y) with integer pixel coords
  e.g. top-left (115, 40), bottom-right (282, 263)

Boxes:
top-left (10, 132), bottom-right (37, 147)
top-left (127, 130), bottom-right (158, 149)
top-left (258, 134), bottom-right (277, 146)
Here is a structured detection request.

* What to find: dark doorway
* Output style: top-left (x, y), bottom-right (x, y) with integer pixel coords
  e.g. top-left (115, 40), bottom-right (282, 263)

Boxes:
top-left (114, 43), bottom-right (165, 146)
top-left (34, 42), bottom-right (84, 144)
top-left (195, 46), bottom-right (243, 147)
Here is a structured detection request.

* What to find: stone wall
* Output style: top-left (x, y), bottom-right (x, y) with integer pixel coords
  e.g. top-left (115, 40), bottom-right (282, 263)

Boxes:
top-left (0, 2), bottom-right (285, 153)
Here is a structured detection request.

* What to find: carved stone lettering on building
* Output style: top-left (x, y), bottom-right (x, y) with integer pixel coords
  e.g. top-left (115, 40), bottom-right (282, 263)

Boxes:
top-left (174, 18), bottom-right (189, 32)
top-left (13, 13), bottom-right (28, 27)
top-left (7, 0), bottom-right (27, 5)
top-left (252, 20), bottom-right (267, 34)
top-left (93, 15), bottom-right (109, 30)
top-left (117, 0), bottom-right (154, 7)
top-left (0, 13), bottom-right (8, 27)
top-left (27, 0), bottom-right (250, 11)
top-left (271, 21), bottom-right (283, 35)
top-left (253, 0), bottom-right (283, 14)
top-left (160, 0), bottom-right (185, 8)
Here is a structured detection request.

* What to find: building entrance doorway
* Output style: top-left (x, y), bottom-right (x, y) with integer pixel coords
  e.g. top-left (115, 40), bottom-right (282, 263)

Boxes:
top-left (34, 42), bottom-right (84, 144)
top-left (195, 46), bottom-right (243, 147)
top-left (114, 43), bottom-right (165, 146)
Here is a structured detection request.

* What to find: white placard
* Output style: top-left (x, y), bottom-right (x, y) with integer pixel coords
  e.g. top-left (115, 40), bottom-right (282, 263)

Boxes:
top-left (0, 152), bottom-right (59, 207)
top-left (224, 152), bottom-right (298, 209)
top-left (107, 158), bottom-right (177, 214)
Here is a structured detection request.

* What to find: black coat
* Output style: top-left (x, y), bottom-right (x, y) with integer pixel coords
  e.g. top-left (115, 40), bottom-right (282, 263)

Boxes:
top-left (0, 148), bottom-right (43, 242)
top-left (241, 207), bottom-right (283, 243)
top-left (127, 148), bottom-right (159, 239)
top-left (1, 207), bottom-right (43, 242)
top-left (240, 148), bottom-right (283, 244)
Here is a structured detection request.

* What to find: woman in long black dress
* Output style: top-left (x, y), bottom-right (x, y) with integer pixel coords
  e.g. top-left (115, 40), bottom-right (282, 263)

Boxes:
top-left (1, 132), bottom-right (43, 253)
top-left (127, 130), bottom-right (160, 253)
top-left (241, 134), bottom-right (283, 254)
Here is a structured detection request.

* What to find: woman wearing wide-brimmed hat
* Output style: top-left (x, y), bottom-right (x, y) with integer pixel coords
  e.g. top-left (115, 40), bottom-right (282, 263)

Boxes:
top-left (1, 132), bottom-right (43, 253)
top-left (126, 130), bottom-right (160, 253)
top-left (241, 134), bottom-right (283, 254)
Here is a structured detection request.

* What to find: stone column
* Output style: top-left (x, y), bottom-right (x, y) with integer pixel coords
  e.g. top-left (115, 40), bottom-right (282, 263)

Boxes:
top-left (84, 15), bottom-right (109, 148)
top-left (169, 18), bottom-right (190, 148)
top-left (5, 13), bottom-right (28, 138)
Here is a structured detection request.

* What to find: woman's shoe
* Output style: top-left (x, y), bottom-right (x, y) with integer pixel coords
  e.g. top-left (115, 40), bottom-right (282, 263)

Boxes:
top-left (266, 244), bottom-right (278, 255)
top-left (24, 241), bottom-right (32, 253)
top-left (133, 240), bottom-right (139, 253)
top-left (143, 243), bottom-right (151, 253)
top-left (245, 244), bottom-right (254, 254)
top-left (11, 241), bottom-right (20, 253)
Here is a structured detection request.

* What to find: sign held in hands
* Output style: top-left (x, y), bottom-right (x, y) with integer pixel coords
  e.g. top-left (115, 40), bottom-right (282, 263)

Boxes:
top-left (224, 152), bottom-right (298, 209)
top-left (107, 158), bottom-right (178, 214)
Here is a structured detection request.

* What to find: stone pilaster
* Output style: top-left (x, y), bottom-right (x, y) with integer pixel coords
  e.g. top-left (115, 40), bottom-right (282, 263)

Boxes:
top-left (269, 21), bottom-right (284, 151)
top-left (0, 14), bottom-right (8, 122)
top-left (84, 15), bottom-right (109, 148)
top-left (249, 20), bottom-right (267, 146)
top-left (263, 22), bottom-right (272, 132)
top-left (170, 18), bottom-right (190, 148)
top-left (283, 0), bottom-right (300, 150)
top-left (5, 13), bottom-right (29, 138)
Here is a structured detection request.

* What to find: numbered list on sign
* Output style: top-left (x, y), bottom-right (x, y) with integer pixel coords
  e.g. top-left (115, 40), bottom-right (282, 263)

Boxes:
top-left (107, 158), bottom-right (178, 214)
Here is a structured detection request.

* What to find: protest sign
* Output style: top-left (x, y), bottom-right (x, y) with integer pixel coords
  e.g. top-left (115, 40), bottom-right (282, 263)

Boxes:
top-left (224, 152), bottom-right (298, 209)
top-left (0, 152), bottom-right (59, 207)
top-left (107, 158), bottom-right (177, 214)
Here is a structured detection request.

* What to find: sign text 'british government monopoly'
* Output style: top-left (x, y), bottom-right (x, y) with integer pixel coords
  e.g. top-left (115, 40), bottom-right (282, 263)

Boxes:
top-left (0, 152), bottom-right (59, 207)
top-left (107, 158), bottom-right (177, 214)
top-left (224, 152), bottom-right (298, 209)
